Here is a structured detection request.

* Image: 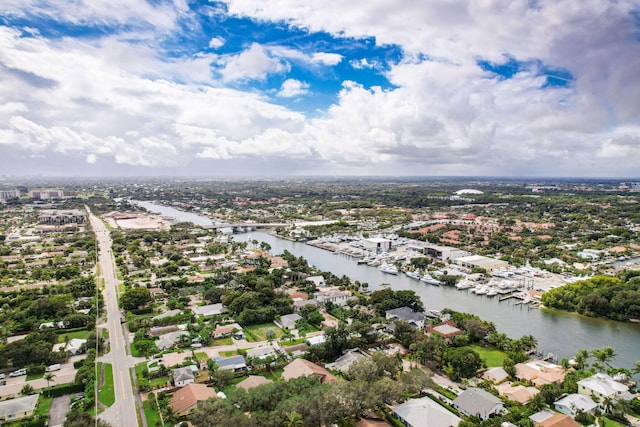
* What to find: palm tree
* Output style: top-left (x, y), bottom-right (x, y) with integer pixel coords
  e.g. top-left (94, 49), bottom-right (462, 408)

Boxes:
top-left (573, 349), bottom-right (590, 370)
top-left (44, 372), bottom-right (56, 389)
top-left (591, 346), bottom-right (617, 372)
top-left (632, 360), bottom-right (640, 376)
top-left (21, 384), bottom-right (35, 396)
top-left (283, 411), bottom-right (304, 427)
top-left (601, 396), bottom-right (615, 415)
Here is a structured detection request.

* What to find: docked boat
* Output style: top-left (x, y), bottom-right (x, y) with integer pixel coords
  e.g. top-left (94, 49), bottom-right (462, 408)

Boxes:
top-left (378, 263), bottom-right (399, 275)
top-left (405, 270), bottom-right (422, 280)
top-left (486, 288), bottom-right (498, 297)
top-left (420, 272), bottom-right (441, 286)
top-left (474, 285), bottom-right (489, 295)
top-left (456, 279), bottom-right (474, 290)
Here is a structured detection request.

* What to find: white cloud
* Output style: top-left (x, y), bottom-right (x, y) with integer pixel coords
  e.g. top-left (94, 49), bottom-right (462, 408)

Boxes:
top-left (208, 36), bottom-right (225, 49)
top-left (218, 43), bottom-right (289, 82)
top-left (278, 79), bottom-right (310, 97)
top-left (311, 52), bottom-right (342, 66)
top-left (86, 153), bottom-right (98, 164)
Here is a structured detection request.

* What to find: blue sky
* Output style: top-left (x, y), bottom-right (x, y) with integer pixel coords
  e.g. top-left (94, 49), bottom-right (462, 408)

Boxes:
top-left (0, 0), bottom-right (639, 177)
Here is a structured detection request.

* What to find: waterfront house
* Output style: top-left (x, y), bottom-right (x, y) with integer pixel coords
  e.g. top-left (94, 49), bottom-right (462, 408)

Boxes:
top-left (577, 373), bottom-right (632, 405)
top-left (314, 290), bottom-right (351, 307)
top-left (515, 360), bottom-right (566, 386)
top-left (426, 320), bottom-right (464, 340)
top-left (385, 307), bottom-right (426, 329)
top-left (452, 387), bottom-right (503, 420)
top-left (496, 382), bottom-right (539, 404)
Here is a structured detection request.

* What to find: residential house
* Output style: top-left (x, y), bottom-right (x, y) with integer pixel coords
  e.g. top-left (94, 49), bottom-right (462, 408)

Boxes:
top-left (0, 394), bottom-right (39, 422)
top-left (314, 290), bottom-right (351, 307)
top-left (325, 349), bottom-right (366, 373)
top-left (306, 275), bottom-right (326, 287)
top-left (385, 307), bottom-right (426, 329)
top-left (426, 320), bottom-right (464, 340)
top-left (192, 303), bottom-right (227, 318)
top-left (246, 345), bottom-right (278, 360)
top-left (281, 358), bottom-right (336, 384)
top-left (392, 396), bottom-right (461, 427)
top-left (530, 411), bottom-right (580, 427)
top-left (276, 313), bottom-right (302, 330)
top-left (52, 338), bottom-right (86, 356)
top-left (236, 375), bottom-right (273, 391)
top-left (577, 373), bottom-right (633, 405)
top-left (496, 383), bottom-right (539, 404)
top-left (554, 394), bottom-right (598, 417)
top-left (149, 325), bottom-right (179, 336)
top-left (211, 323), bottom-right (243, 339)
top-left (306, 335), bottom-right (326, 346)
top-left (515, 360), bottom-right (566, 386)
top-left (172, 367), bottom-right (195, 387)
top-left (155, 331), bottom-right (189, 351)
top-left (293, 299), bottom-right (319, 312)
top-left (214, 355), bottom-right (247, 372)
top-left (482, 367), bottom-right (509, 384)
top-left (171, 383), bottom-right (217, 417)
top-left (452, 388), bottom-right (503, 420)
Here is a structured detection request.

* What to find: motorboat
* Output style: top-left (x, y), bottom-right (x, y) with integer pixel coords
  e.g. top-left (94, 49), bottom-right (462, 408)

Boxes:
top-left (420, 272), bottom-right (441, 286)
top-left (378, 263), bottom-right (399, 275)
top-left (405, 270), bottom-right (422, 280)
top-left (456, 279), bottom-right (474, 290)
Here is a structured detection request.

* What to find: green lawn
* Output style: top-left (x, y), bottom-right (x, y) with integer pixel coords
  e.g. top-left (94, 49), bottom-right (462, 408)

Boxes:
top-left (243, 323), bottom-right (282, 342)
top-left (470, 345), bottom-right (508, 367)
top-left (57, 329), bottom-right (91, 343)
top-left (211, 337), bottom-right (233, 346)
top-left (601, 417), bottom-right (627, 427)
top-left (219, 350), bottom-right (239, 357)
top-left (35, 395), bottom-right (53, 418)
top-left (98, 362), bottom-right (116, 407)
top-left (143, 397), bottom-right (162, 427)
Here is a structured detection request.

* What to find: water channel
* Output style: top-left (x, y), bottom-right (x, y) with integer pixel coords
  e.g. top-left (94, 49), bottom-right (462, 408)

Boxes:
top-left (136, 200), bottom-right (640, 369)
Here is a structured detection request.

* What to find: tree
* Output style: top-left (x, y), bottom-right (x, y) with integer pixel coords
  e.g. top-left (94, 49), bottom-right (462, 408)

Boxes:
top-left (573, 348), bottom-right (590, 370)
top-left (20, 384), bottom-right (35, 395)
top-left (44, 371), bottom-right (56, 389)
top-left (265, 328), bottom-right (276, 344)
top-left (64, 411), bottom-right (112, 427)
top-left (120, 286), bottom-right (152, 311)
top-left (591, 346), bottom-right (617, 372)
top-left (443, 347), bottom-right (484, 381)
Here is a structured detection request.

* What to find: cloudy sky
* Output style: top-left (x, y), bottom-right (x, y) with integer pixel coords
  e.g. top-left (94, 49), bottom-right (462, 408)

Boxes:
top-left (1, 0), bottom-right (639, 177)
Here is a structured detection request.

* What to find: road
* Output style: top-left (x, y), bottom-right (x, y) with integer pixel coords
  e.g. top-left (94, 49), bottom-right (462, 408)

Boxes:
top-left (88, 209), bottom-right (140, 427)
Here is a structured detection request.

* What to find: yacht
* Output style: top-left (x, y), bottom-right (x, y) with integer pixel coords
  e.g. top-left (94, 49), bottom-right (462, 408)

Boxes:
top-left (420, 272), bottom-right (441, 286)
top-left (486, 288), bottom-right (498, 297)
top-left (456, 279), bottom-right (474, 290)
top-left (378, 263), bottom-right (399, 275)
top-left (405, 270), bottom-right (422, 280)
top-left (474, 285), bottom-right (489, 295)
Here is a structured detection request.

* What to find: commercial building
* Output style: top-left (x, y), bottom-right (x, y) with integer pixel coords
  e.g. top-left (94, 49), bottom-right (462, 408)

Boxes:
top-left (37, 209), bottom-right (86, 225)
top-left (452, 255), bottom-right (509, 273)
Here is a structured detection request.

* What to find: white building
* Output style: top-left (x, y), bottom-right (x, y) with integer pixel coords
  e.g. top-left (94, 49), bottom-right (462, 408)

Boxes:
top-left (0, 189), bottom-right (20, 201)
top-left (452, 255), bottom-right (509, 273)
top-left (554, 394), bottom-right (598, 417)
top-left (577, 373), bottom-right (633, 405)
top-left (363, 237), bottom-right (392, 253)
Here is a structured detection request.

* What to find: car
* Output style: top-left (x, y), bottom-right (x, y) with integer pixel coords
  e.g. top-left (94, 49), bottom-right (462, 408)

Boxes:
top-left (0, 374), bottom-right (5, 380)
top-left (9, 368), bottom-right (26, 377)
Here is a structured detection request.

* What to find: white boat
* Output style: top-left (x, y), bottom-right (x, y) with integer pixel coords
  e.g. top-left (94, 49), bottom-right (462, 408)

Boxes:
top-left (405, 270), bottom-right (422, 280)
top-left (486, 288), bottom-right (498, 297)
top-left (474, 285), bottom-right (489, 295)
top-left (456, 279), bottom-right (474, 290)
top-left (420, 272), bottom-right (441, 286)
top-left (379, 263), bottom-right (399, 275)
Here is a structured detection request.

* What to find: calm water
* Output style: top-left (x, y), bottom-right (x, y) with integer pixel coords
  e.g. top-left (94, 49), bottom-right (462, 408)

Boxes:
top-left (130, 200), bottom-right (220, 227)
top-left (139, 201), bottom-right (640, 369)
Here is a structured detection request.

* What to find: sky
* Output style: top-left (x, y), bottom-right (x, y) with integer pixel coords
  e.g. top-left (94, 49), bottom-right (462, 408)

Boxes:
top-left (1, 0), bottom-right (639, 178)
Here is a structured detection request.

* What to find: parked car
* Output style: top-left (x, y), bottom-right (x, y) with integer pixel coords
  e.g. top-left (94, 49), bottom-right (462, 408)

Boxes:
top-left (0, 374), bottom-right (6, 380)
top-left (45, 364), bottom-right (61, 372)
top-left (9, 368), bottom-right (26, 377)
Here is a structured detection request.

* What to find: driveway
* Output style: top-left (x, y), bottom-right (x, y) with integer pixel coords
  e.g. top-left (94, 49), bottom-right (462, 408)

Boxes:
top-left (49, 395), bottom-right (71, 427)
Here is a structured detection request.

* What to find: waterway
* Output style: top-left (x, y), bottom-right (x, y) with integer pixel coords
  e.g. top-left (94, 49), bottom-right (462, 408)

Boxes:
top-left (135, 201), bottom-right (640, 369)
top-left (130, 199), bottom-right (221, 227)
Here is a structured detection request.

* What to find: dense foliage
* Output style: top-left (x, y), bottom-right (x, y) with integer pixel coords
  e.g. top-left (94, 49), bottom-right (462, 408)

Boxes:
top-left (541, 275), bottom-right (640, 321)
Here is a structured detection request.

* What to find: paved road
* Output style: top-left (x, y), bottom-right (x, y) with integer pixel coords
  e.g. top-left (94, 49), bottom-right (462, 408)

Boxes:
top-left (89, 209), bottom-right (139, 427)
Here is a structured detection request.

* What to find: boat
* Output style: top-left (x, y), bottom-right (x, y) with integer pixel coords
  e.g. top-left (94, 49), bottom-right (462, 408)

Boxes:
top-left (405, 270), bottom-right (422, 280)
top-left (486, 288), bottom-right (498, 297)
top-left (378, 263), bottom-right (399, 275)
top-left (474, 285), bottom-right (489, 295)
top-left (456, 279), bottom-right (474, 290)
top-left (420, 272), bottom-right (441, 286)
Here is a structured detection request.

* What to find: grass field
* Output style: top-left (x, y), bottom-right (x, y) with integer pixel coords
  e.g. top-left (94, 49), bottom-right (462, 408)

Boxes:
top-left (143, 398), bottom-right (162, 427)
top-left (243, 323), bottom-right (282, 342)
top-left (57, 329), bottom-right (91, 343)
top-left (35, 395), bottom-right (53, 418)
top-left (470, 345), bottom-right (508, 367)
top-left (98, 363), bottom-right (115, 407)
top-left (211, 337), bottom-right (233, 346)
top-left (601, 417), bottom-right (626, 427)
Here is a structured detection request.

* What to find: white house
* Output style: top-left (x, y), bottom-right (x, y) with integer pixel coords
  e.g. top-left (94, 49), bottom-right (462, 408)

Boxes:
top-left (453, 388), bottom-right (503, 420)
top-left (577, 373), bottom-right (633, 405)
top-left (0, 394), bottom-right (39, 422)
top-left (554, 393), bottom-right (598, 417)
top-left (172, 367), bottom-right (195, 387)
top-left (393, 396), bottom-right (461, 427)
top-left (52, 338), bottom-right (86, 356)
top-left (314, 290), bottom-right (350, 307)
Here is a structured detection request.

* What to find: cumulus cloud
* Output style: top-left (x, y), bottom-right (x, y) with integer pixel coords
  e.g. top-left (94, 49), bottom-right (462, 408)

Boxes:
top-left (278, 79), bottom-right (310, 97)
top-left (217, 43), bottom-right (289, 82)
top-left (208, 36), bottom-right (225, 49)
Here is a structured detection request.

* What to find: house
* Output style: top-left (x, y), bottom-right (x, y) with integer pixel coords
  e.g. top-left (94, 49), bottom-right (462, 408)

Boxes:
top-left (214, 355), bottom-right (247, 372)
top-left (276, 313), bottom-right (302, 330)
top-left (0, 394), bottom-right (39, 422)
top-left (192, 303), bottom-right (227, 318)
top-left (482, 367), bottom-right (509, 384)
top-left (496, 382), bottom-right (539, 404)
top-left (325, 349), bottom-right (366, 373)
top-left (554, 394), bottom-right (598, 417)
top-left (246, 345), bottom-right (278, 360)
top-left (392, 396), bottom-right (461, 427)
top-left (236, 375), bottom-right (273, 391)
top-left (149, 325), bottom-right (179, 336)
top-left (385, 307), bottom-right (426, 329)
top-left (531, 411), bottom-right (580, 427)
top-left (281, 358), bottom-right (336, 384)
top-left (171, 383), bottom-right (217, 417)
top-left (305, 275), bottom-right (326, 287)
top-left (293, 299), bottom-right (319, 312)
top-left (452, 387), bottom-right (503, 420)
top-left (515, 360), bottom-right (566, 386)
top-left (314, 290), bottom-right (351, 307)
top-left (155, 331), bottom-right (189, 351)
top-left (306, 335), bottom-right (326, 346)
top-left (211, 323), bottom-right (243, 339)
top-left (577, 373), bottom-right (633, 404)
top-left (52, 338), bottom-right (86, 356)
top-left (426, 320), bottom-right (464, 340)
top-left (172, 367), bottom-right (195, 387)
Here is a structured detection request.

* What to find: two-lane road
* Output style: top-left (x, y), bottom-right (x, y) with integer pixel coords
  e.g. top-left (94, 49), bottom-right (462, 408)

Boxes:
top-left (89, 209), bottom-right (139, 427)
